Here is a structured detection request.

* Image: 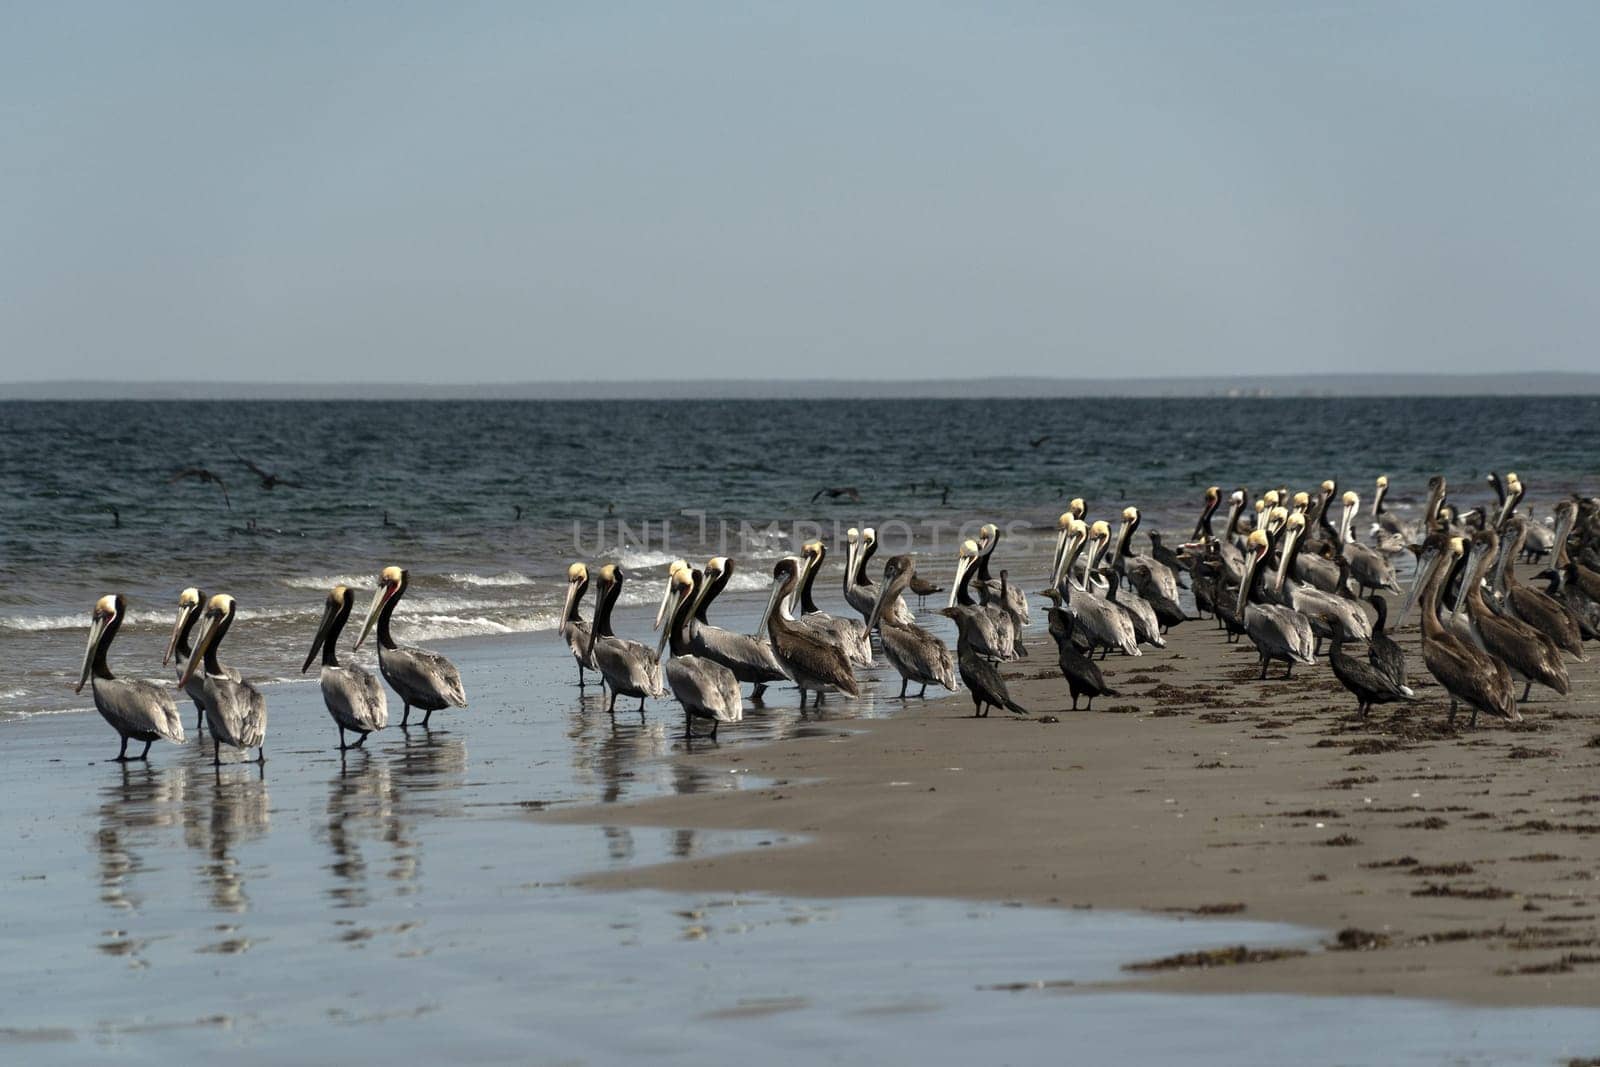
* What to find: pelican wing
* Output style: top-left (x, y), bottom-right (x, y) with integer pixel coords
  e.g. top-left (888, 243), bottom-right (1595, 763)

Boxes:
top-left (203, 677), bottom-right (267, 748)
top-left (593, 636), bottom-right (664, 698)
top-left (773, 625), bottom-right (859, 695)
top-left (666, 656), bottom-right (743, 723)
top-left (322, 664), bottom-right (389, 732)
top-left (689, 624), bottom-right (789, 684)
top-left (94, 678), bottom-right (185, 744)
top-left (880, 619), bottom-right (956, 690)
top-left (389, 645), bottom-right (468, 707)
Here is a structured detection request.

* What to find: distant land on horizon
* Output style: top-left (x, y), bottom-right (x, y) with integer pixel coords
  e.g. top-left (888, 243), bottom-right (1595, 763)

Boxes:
top-left (5, 373), bottom-right (1598, 401)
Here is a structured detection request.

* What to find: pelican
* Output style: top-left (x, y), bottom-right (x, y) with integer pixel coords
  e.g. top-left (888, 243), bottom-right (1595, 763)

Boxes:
top-left (796, 541), bottom-right (872, 667)
top-left (303, 585), bottom-right (388, 749)
top-left (179, 594), bottom-right (267, 764)
top-left (975, 523), bottom-right (1031, 625)
top-left (1273, 513), bottom-right (1373, 645)
top-left (581, 563), bottom-right (664, 713)
top-left (561, 563), bottom-right (599, 685)
top-left (1493, 518), bottom-right (1586, 659)
top-left (354, 565), bottom-right (468, 727)
top-left (684, 556), bottom-right (788, 700)
top-left (1237, 530), bottom-right (1316, 679)
top-left (657, 567), bottom-right (742, 739)
top-left (844, 528), bottom-right (915, 626)
top-left (866, 554), bottom-right (956, 698)
top-left (936, 608), bottom-right (1028, 718)
top-left (1325, 619), bottom-right (1413, 718)
top-left (758, 557), bottom-right (859, 708)
top-left (1414, 535), bottom-right (1518, 726)
top-left (1037, 589), bottom-right (1117, 710)
top-left (163, 586), bottom-right (240, 735)
top-left (949, 539), bottom-right (1018, 661)
top-left (1049, 519), bottom-right (1140, 658)
top-left (1451, 530), bottom-right (1569, 703)
top-left (1337, 492), bottom-right (1401, 595)
top-left (76, 594), bottom-right (185, 761)
top-left (1552, 501), bottom-right (1600, 606)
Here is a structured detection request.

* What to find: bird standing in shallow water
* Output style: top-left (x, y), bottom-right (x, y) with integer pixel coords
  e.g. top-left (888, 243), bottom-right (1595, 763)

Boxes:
top-left (304, 585), bottom-right (388, 749)
top-left (354, 566), bottom-right (468, 728)
top-left (179, 594), bottom-right (268, 765)
top-left (78, 594), bottom-right (185, 762)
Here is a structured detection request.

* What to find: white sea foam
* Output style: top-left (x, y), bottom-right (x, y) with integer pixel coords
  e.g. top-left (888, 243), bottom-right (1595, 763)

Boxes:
top-left (281, 573), bottom-right (373, 590)
top-left (444, 571), bottom-right (536, 587)
top-left (610, 548), bottom-right (684, 569)
top-left (1, 605), bottom-right (309, 633)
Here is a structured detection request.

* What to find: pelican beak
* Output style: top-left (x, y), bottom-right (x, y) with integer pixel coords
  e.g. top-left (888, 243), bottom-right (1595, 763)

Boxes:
top-left (561, 577), bottom-right (582, 627)
top-left (1372, 480), bottom-right (1387, 519)
top-left (179, 610), bottom-right (219, 688)
top-left (163, 602), bottom-right (194, 667)
top-left (948, 554), bottom-right (972, 608)
top-left (76, 613), bottom-right (108, 694)
top-left (756, 573), bottom-right (788, 638)
top-left (353, 582), bottom-right (391, 651)
top-left (653, 577), bottom-right (676, 630)
top-left (1052, 529), bottom-right (1087, 591)
top-left (866, 566), bottom-right (907, 633)
top-left (1399, 548), bottom-right (1437, 624)
top-left (1451, 542), bottom-right (1485, 622)
top-left (1237, 548), bottom-right (1263, 620)
top-left (1273, 525), bottom-right (1301, 593)
top-left (303, 598), bottom-right (339, 674)
top-left (655, 584), bottom-right (679, 658)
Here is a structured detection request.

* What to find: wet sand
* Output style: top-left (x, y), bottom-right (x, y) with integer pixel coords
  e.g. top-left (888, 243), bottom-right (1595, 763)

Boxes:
top-left (550, 597), bottom-right (1600, 1009)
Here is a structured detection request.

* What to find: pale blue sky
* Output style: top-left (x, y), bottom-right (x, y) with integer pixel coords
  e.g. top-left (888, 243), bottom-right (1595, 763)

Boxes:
top-left (3, 2), bottom-right (1596, 382)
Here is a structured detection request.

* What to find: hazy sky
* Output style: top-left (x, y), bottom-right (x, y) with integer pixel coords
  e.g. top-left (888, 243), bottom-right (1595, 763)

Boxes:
top-left (3, 2), bottom-right (1596, 383)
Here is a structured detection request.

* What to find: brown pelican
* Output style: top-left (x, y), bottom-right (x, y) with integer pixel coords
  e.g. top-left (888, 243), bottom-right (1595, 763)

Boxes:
top-left (796, 541), bottom-right (872, 667)
top-left (1337, 491), bottom-right (1401, 595)
top-left (1414, 535), bottom-right (1518, 726)
top-left (179, 594), bottom-right (268, 764)
top-left (866, 554), bottom-right (956, 698)
top-left (1237, 530), bottom-right (1316, 679)
top-left (1107, 507), bottom-right (1184, 631)
top-left (684, 556), bottom-right (788, 700)
top-left (1493, 518), bottom-right (1586, 659)
top-left (303, 585), bottom-right (388, 749)
top-left (1325, 620), bottom-right (1413, 717)
top-left (1036, 589), bottom-right (1117, 710)
top-left (844, 528), bottom-right (914, 626)
top-left (656, 567), bottom-right (743, 739)
top-left (581, 564), bottom-right (664, 714)
top-left (1552, 501), bottom-right (1600, 606)
top-left (1452, 530), bottom-right (1569, 703)
top-left (164, 586), bottom-right (240, 735)
top-left (758, 557), bottom-right (859, 708)
top-left (1049, 519), bottom-right (1140, 658)
top-left (975, 523), bottom-right (1031, 626)
top-left (561, 563), bottom-right (599, 685)
top-left (1273, 514), bottom-right (1373, 644)
top-left (949, 539), bottom-right (1019, 661)
top-left (1366, 594), bottom-right (1407, 690)
top-left (76, 594), bottom-right (185, 761)
top-left (354, 566), bottom-right (468, 727)
top-left (936, 608), bottom-right (1028, 718)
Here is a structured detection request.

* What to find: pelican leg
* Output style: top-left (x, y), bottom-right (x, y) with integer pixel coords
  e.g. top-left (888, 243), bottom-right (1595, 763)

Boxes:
top-left (752, 683), bottom-right (767, 702)
top-left (353, 731), bottom-right (369, 748)
top-left (606, 689), bottom-right (618, 714)
top-left (1284, 662), bottom-right (1294, 679)
top-left (918, 684), bottom-right (928, 698)
top-left (400, 703), bottom-right (411, 728)
top-left (577, 664), bottom-right (586, 687)
top-left (1447, 697), bottom-right (1458, 726)
top-left (709, 720), bottom-right (719, 740)
top-left (338, 726), bottom-right (350, 751)
top-left (797, 689), bottom-right (808, 709)
top-left (421, 709), bottom-right (434, 728)
top-left (213, 736), bottom-right (223, 767)
top-left (256, 746), bottom-right (267, 765)
top-left (111, 736), bottom-right (129, 763)
top-left (1521, 681), bottom-right (1532, 703)
top-left (898, 678), bottom-right (907, 699)
top-left (195, 705), bottom-right (206, 734)
top-left (1071, 694), bottom-right (1080, 710)
top-left (638, 696), bottom-right (646, 713)
top-left (138, 740), bottom-right (152, 760)
top-left (1258, 657), bottom-right (1269, 680)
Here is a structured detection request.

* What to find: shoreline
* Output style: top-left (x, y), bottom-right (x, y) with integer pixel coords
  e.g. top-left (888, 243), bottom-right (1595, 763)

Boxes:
top-left (544, 605), bottom-right (1600, 1009)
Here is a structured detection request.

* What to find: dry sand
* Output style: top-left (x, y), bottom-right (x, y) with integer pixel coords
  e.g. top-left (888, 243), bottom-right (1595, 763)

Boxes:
top-left (547, 595), bottom-right (1600, 1008)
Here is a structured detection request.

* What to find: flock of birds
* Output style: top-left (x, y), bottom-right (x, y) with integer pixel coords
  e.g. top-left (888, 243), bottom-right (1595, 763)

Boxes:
top-left (72, 472), bottom-right (1600, 764)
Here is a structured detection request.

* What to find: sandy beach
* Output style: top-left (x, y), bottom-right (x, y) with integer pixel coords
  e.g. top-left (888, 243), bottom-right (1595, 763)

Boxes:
top-left (550, 589), bottom-right (1600, 1010)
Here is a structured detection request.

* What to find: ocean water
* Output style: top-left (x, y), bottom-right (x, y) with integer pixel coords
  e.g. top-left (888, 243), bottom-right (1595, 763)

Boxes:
top-left (3, 396), bottom-right (1598, 718)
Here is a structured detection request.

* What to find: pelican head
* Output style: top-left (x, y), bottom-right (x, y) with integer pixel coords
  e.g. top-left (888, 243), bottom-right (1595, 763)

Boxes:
top-left (758, 556), bottom-right (805, 635)
top-left (656, 567), bottom-right (698, 657)
top-left (76, 594), bottom-right (122, 694)
top-left (303, 585), bottom-right (355, 673)
top-left (1291, 491), bottom-right (1310, 514)
top-left (1069, 498), bottom-right (1085, 520)
top-left (867, 554), bottom-right (916, 632)
top-left (354, 565), bottom-right (408, 651)
top-left (1236, 529), bottom-right (1272, 617)
top-left (654, 559), bottom-right (691, 629)
top-left (948, 539), bottom-right (982, 608)
top-left (179, 593), bottom-right (236, 688)
top-left (1050, 518), bottom-right (1091, 590)
top-left (164, 586), bottom-right (205, 666)
top-left (1274, 512), bottom-right (1308, 592)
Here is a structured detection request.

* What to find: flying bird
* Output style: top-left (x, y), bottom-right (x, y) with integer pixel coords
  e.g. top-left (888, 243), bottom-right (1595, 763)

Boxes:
top-left (168, 467), bottom-right (231, 509)
top-left (811, 486), bottom-right (862, 504)
top-left (232, 448), bottom-right (303, 490)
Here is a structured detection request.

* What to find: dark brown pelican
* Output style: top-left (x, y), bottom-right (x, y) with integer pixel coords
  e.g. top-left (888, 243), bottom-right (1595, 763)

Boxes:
top-left (796, 541), bottom-right (872, 667)
top-left (1414, 535), bottom-right (1518, 726)
top-left (581, 564), bottom-right (664, 714)
top-left (1325, 619), bottom-right (1413, 718)
top-left (657, 567), bottom-right (743, 739)
top-left (685, 556), bottom-right (788, 700)
top-left (179, 593), bottom-right (268, 764)
top-left (1036, 589), bottom-right (1117, 710)
top-left (1336, 491), bottom-right (1401, 595)
top-left (303, 585), bottom-right (388, 749)
top-left (936, 607), bottom-right (1028, 718)
top-left (164, 586), bottom-right (240, 735)
top-left (1494, 518), bottom-right (1586, 659)
top-left (354, 565), bottom-right (468, 727)
top-left (76, 594), bottom-right (185, 761)
top-left (1552, 501), bottom-right (1600, 606)
top-left (1452, 530), bottom-right (1569, 703)
top-left (758, 557), bottom-right (859, 709)
top-left (1237, 529), bottom-right (1316, 679)
top-left (561, 563), bottom-right (599, 685)
top-left (866, 555), bottom-right (956, 698)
